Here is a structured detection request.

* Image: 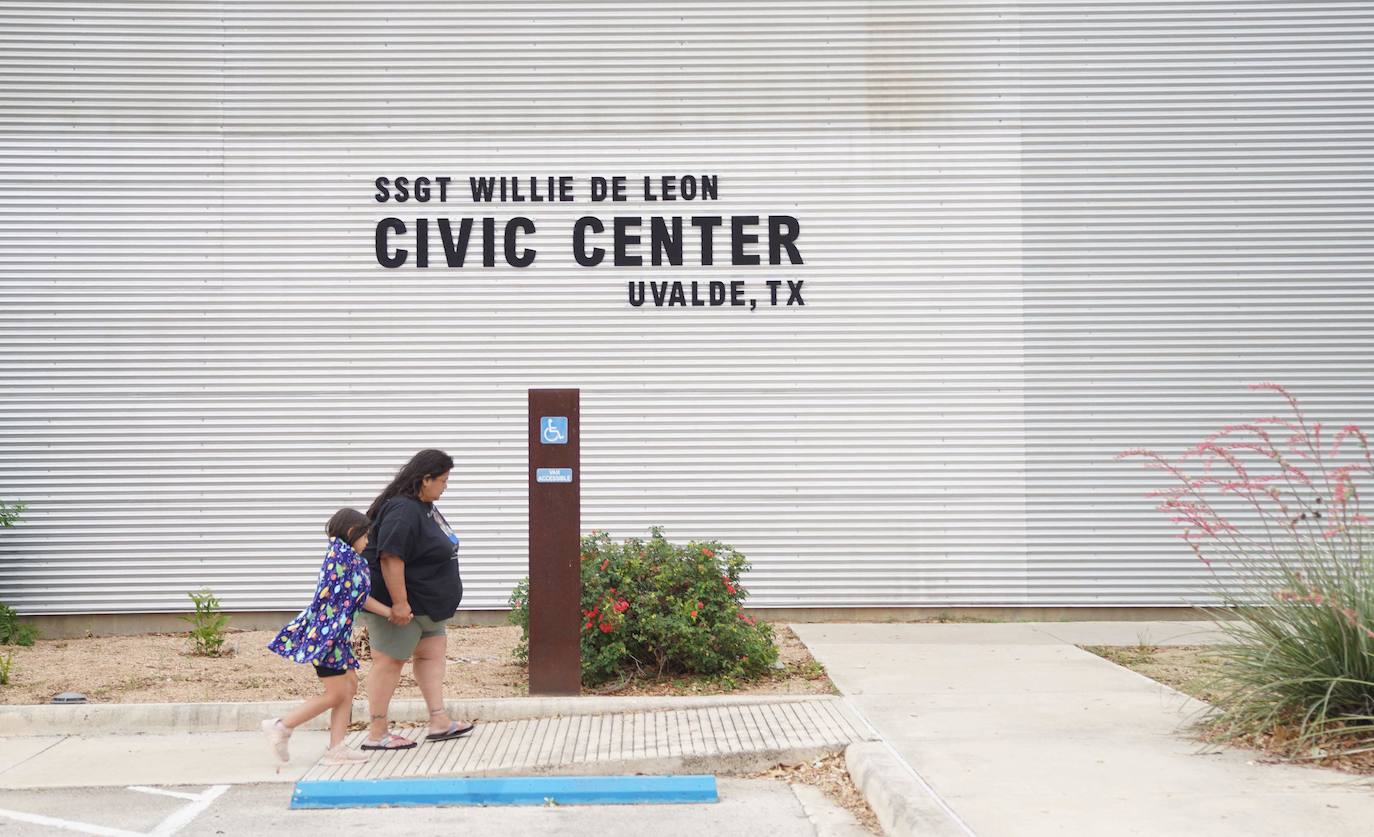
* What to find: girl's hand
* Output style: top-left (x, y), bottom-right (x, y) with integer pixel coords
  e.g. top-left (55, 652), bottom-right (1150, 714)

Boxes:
top-left (361, 595), bottom-right (393, 617)
top-left (389, 601), bottom-right (414, 626)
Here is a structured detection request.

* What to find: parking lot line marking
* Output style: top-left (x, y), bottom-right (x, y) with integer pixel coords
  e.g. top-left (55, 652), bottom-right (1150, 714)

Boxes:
top-left (126, 786), bottom-right (202, 802)
top-left (0, 784), bottom-right (227, 837)
top-left (0, 806), bottom-right (140, 837)
top-left (146, 785), bottom-right (229, 837)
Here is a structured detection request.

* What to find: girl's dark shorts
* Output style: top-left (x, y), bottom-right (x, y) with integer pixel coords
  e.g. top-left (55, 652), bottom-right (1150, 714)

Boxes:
top-left (314, 664), bottom-right (347, 678)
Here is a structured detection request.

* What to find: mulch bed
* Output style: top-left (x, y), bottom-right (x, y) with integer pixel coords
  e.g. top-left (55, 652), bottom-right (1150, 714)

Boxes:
top-left (743, 751), bottom-right (881, 834)
top-left (0, 624), bottom-right (835, 705)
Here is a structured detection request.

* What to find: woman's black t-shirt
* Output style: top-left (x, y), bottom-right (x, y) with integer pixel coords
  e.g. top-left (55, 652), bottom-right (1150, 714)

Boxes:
top-left (363, 496), bottom-right (463, 620)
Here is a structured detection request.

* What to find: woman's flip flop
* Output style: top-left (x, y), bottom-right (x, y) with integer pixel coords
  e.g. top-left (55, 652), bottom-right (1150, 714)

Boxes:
top-left (425, 721), bottom-right (476, 742)
top-left (360, 733), bottom-right (417, 751)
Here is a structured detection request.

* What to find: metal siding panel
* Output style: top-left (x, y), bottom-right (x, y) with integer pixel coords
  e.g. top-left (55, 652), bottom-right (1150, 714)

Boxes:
top-left (1020, 0), bottom-right (1374, 603)
top-left (1, 1), bottom-right (1368, 614)
top-left (0, 1), bottom-right (1025, 613)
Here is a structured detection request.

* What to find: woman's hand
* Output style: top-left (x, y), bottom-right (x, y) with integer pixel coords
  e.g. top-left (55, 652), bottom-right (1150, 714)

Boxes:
top-left (389, 600), bottom-right (414, 626)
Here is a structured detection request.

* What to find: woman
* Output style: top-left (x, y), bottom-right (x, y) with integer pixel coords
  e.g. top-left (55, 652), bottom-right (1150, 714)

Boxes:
top-left (359, 448), bottom-right (474, 750)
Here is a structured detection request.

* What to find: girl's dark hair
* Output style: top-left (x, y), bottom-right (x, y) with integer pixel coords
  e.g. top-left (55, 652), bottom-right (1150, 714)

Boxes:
top-left (366, 448), bottom-right (455, 519)
top-left (326, 507), bottom-right (370, 545)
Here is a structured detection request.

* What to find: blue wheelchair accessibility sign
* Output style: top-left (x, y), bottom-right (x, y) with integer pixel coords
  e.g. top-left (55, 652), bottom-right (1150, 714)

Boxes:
top-left (540, 416), bottom-right (568, 445)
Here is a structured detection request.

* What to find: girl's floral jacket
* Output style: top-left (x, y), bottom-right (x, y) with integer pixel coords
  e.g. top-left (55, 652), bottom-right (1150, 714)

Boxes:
top-left (267, 537), bottom-right (370, 670)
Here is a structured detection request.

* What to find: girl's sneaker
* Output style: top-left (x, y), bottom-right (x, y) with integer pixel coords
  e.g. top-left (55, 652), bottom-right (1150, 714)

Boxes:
top-left (321, 744), bottom-right (370, 765)
top-left (260, 718), bottom-right (291, 763)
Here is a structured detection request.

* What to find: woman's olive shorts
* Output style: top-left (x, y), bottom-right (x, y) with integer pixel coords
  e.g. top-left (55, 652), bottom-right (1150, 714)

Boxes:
top-left (359, 610), bottom-right (449, 661)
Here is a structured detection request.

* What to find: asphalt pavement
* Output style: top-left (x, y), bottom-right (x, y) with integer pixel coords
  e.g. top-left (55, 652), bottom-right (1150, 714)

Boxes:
top-left (0, 779), bottom-right (833, 836)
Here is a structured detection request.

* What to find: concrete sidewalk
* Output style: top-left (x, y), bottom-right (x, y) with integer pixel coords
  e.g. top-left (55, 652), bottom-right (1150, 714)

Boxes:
top-left (0, 696), bottom-right (869, 790)
top-left (793, 621), bottom-right (1374, 837)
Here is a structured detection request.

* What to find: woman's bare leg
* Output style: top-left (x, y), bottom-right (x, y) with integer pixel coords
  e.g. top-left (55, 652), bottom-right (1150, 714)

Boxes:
top-left (411, 634), bottom-right (454, 732)
top-left (365, 650), bottom-right (406, 741)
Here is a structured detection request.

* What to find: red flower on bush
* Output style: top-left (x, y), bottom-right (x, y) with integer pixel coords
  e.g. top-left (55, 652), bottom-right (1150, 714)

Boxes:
top-left (514, 526), bottom-right (781, 687)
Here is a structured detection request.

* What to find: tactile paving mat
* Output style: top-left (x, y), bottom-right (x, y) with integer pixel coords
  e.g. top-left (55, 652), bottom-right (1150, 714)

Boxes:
top-left (304, 697), bottom-right (874, 781)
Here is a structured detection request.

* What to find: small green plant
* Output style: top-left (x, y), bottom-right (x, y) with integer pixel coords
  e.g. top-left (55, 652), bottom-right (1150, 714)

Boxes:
top-left (0, 499), bottom-right (23, 529)
top-left (181, 588), bottom-right (230, 656)
top-left (0, 603), bottom-right (37, 646)
top-left (509, 527), bottom-right (778, 686)
top-left (0, 651), bottom-right (12, 685)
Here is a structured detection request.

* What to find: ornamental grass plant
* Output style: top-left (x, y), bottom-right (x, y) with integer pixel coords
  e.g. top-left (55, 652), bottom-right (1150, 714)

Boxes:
top-left (509, 527), bottom-right (778, 687)
top-left (1122, 384), bottom-right (1374, 759)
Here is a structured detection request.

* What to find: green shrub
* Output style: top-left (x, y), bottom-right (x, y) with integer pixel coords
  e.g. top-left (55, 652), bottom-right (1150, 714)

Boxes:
top-left (0, 603), bottom-right (37, 646)
top-left (181, 588), bottom-right (230, 657)
top-left (1123, 383), bottom-right (1374, 757)
top-left (509, 527), bottom-right (778, 686)
top-left (0, 499), bottom-right (23, 529)
top-left (0, 651), bottom-right (11, 686)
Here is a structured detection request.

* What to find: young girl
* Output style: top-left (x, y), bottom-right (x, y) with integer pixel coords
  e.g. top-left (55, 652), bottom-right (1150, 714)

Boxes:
top-left (261, 508), bottom-right (391, 765)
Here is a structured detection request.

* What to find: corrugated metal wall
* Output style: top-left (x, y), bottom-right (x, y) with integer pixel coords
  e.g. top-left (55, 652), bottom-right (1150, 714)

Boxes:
top-left (0, 1), bottom-right (1369, 614)
top-left (1020, 0), bottom-right (1374, 603)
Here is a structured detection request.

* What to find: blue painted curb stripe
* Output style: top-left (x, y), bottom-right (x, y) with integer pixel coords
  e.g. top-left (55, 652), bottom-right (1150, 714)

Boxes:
top-left (290, 775), bottom-right (718, 809)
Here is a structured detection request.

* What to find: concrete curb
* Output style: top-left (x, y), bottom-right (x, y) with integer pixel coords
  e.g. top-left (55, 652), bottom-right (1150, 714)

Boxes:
top-left (0, 693), bottom-right (831, 737)
top-left (472, 745), bottom-right (850, 779)
top-left (790, 782), bottom-right (873, 837)
top-left (845, 742), bottom-right (973, 837)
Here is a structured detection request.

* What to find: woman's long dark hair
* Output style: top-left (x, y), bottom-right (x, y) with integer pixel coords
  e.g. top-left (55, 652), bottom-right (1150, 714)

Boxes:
top-left (367, 448), bottom-right (455, 519)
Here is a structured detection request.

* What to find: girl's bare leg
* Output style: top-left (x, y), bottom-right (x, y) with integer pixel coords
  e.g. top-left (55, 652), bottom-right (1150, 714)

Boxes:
top-left (325, 671), bottom-right (358, 748)
top-left (281, 689), bottom-right (335, 731)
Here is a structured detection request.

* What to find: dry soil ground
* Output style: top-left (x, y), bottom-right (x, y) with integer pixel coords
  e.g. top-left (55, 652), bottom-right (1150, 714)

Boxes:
top-left (0, 624), bottom-right (834, 705)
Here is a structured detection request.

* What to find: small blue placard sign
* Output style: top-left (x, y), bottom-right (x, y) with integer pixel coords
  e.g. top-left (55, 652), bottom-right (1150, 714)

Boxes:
top-left (536, 467), bottom-right (573, 483)
top-left (540, 416), bottom-right (568, 445)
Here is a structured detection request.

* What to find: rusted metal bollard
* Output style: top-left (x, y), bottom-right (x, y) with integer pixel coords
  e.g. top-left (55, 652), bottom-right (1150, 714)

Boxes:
top-left (527, 388), bottom-right (581, 696)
